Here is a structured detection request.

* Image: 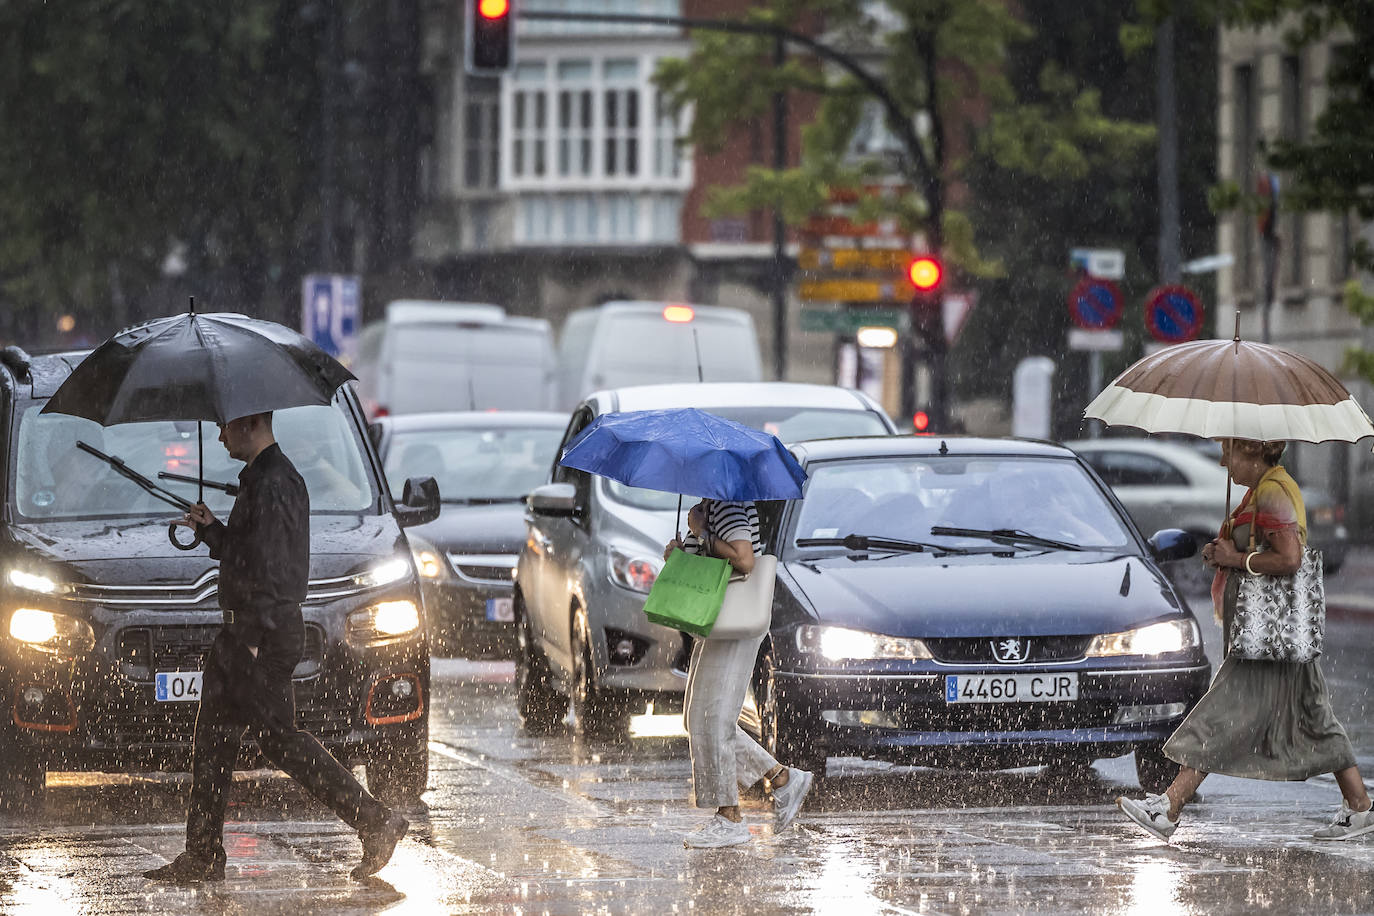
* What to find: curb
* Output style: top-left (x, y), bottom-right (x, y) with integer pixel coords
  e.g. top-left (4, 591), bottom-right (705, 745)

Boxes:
top-left (1325, 593), bottom-right (1374, 621)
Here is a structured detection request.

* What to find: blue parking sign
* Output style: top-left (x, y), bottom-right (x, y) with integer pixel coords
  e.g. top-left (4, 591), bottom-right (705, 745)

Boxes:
top-left (302, 274), bottom-right (360, 360)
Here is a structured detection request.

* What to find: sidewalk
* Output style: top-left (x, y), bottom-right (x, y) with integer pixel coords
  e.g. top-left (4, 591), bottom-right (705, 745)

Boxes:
top-left (1325, 544), bottom-right (1374, 619)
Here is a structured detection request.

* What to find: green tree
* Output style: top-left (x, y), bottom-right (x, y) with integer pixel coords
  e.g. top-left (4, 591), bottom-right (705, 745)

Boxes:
top-left (0, 1), bottom-right (325, 343)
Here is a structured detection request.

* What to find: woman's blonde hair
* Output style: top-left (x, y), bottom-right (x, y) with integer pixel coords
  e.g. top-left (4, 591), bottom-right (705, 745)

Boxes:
top-left (1231, 438), bottom-right (1286, 466)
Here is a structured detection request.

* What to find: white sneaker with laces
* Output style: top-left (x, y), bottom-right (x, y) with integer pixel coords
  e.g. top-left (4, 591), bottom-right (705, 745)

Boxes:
top-left (683, 814), bottom-right (752, 849)
top-left (1116, 793), bottom-right (1178, 842)
top-left (772, 767), bottom-right (814, 833)
top-left (1313, 801), bottom-right (1374, 841)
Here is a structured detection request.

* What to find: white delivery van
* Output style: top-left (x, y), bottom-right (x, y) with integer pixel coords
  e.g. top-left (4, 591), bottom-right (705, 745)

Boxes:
top-left (352, 301), bottom-right (556, 418)
top-left (555, 301), bottom-right (764, 409)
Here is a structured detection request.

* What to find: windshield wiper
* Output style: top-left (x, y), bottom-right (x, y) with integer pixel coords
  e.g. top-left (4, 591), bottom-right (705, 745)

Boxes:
top-left (76, 441), bottom-right (196, 512)
top-left (928, 526), bottom-right (1083, 552)
top-left (158, 470), bottom-right (239, 497)
top-left (795, 534), bottom-right (973, 556)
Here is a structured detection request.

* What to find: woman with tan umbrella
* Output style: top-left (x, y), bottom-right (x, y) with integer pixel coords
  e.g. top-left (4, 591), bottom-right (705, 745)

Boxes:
top-left (1085, 316), bottom-right (1374, 843)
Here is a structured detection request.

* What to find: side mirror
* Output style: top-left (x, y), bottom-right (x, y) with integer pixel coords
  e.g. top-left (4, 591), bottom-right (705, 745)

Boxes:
top-left (395, 475), bottom-right (440, 528)
top-left (1149, 528), bottom-right (1197, 563)
top-left (528, 482), bottom-right (578, 518)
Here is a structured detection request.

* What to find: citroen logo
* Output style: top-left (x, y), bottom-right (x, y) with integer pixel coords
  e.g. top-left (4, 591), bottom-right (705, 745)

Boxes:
top-left (991, 637), bottom-right (1029, 663)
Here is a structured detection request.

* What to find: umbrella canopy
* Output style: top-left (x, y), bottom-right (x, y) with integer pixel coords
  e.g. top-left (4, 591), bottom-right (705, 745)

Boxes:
top-left (559, 407), bottom-right (807, 501)
top-left (42, 311), bottom-right (356, 426)
top-left (1084, 333), bottom-right (1374, 444)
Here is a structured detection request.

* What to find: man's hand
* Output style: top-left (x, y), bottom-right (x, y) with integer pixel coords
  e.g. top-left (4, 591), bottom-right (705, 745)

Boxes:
top-left (173, 502), bottom-right (216, 531)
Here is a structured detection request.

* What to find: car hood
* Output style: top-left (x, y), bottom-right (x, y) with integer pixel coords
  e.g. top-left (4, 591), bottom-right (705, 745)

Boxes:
top-left (781, 551), bottom-right (1184, 637)
top-left (408, 502), bottom-right (527, 555)
top-left (6, 515), bottom-right (408, 585)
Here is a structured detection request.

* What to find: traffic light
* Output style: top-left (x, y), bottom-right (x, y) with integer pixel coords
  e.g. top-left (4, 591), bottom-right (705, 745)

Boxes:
top-left (907, 256), bottom-right (942, 294)
top-left (466, 0), bottom-right (514, 74)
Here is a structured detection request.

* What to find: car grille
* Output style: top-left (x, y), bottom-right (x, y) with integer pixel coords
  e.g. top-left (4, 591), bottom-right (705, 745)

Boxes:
top-left (86, 701), bottom-right (355, 746)
top-left (923, 636), bottom-right (1092, 664)
top-left (448, 554), bottom-right (517, 585)
top-left (117, 624), bottom-right (326, 680)
top-left (897, 700), bottom-right (1117, 731)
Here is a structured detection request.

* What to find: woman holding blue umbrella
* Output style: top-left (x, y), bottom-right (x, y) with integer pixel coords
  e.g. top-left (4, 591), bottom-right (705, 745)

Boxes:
top-left (560, 407), bottom-right (814, 848)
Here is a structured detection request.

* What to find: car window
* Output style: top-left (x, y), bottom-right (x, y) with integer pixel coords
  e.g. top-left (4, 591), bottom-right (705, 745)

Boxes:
top-left (12, 399), bottom-right (377, 520)
top-left (787, 455), bottom-right (1133, 553)
top-left (1086, 451), bottom-right (1188, 487)
top-left (383, 425), bottom-right (562, 502)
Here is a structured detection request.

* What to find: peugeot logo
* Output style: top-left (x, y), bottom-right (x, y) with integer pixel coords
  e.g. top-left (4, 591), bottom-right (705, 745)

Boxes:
top-left (991, 637), bottom-right (1029, 663)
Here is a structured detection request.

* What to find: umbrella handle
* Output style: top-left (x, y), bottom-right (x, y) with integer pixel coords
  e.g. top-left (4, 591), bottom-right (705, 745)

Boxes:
top-left (168, 522), bottom-right (202, 551)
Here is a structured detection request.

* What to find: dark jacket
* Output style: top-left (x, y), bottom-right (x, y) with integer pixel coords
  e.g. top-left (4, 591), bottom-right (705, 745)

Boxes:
top-left (198, 442), bottom-right (310, 644)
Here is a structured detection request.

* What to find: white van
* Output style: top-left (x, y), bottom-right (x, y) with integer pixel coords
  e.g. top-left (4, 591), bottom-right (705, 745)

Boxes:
top-left (555, 301), bottom-right (763, 409)
top-left (352, 301), bottom-right (556, 418)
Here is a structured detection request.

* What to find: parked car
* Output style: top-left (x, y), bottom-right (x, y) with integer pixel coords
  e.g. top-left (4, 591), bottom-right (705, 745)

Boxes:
top-left (370, 411), bottom-right (567, 658)
top-left (0, 345), bottom-right (440, 808)
top-left (1068, 438), bottom-right (1348, 593)
top-left (744, 435), bottom-right (1211, 791)
top-left (352, 300), bottom-right (557, 417)
top-left (555, 301), bottom-right (763, 410)
top-left (515, 382), bottom-right (898, 735)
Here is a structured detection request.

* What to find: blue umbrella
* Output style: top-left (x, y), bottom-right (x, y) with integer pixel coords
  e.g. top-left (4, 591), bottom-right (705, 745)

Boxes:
top-left (559, 408), bottom-right (807, 535)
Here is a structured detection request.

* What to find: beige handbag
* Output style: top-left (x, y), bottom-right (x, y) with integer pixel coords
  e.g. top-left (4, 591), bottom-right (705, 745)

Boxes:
top-left (706, 554), bottom-right (777, 640)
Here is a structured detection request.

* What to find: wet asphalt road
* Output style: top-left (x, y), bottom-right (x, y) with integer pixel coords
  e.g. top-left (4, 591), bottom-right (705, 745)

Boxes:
top-left (3, 572), bottom-right (1374, 914)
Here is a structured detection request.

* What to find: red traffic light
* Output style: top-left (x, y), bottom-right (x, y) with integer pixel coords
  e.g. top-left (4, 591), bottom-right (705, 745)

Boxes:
top-left (479, 0), bottom-right (509, 18)
top-left (912, 411), bottom-right (931, 433)
top-left (908, 257), bottom-right (942, 292)
top-left (467, 0), bottom-right (513, 72)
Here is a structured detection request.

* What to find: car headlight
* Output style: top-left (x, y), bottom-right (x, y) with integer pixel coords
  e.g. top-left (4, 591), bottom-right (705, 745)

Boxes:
top-left (1085, 619), bottom-right (1199, 657)
top-left (797, 625), bottom-right (933, 661)
top-left (608, 547), bottom-right (660, 594)
top-left (347, 599), bottom-right (421, 645)
top-left (7, 568), bottom-right (73, 596)
top-left (414, 550), bottom-right (445, 579)
top-left (8, 607), bottom-right (96, 654)
top-left (352, 557), bottom-right (412, 589)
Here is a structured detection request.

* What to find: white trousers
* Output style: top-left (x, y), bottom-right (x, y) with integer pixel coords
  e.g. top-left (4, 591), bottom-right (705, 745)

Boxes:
top-left (683, 633), bottom-right (779, 808)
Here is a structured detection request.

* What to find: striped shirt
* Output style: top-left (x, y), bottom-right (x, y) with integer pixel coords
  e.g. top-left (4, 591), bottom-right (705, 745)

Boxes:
top-left (682, 499), bottom-right (763, 557)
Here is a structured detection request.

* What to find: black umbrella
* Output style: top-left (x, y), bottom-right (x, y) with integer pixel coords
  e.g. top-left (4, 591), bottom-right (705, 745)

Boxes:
top-left (42, 302), bottom-right (355, 546)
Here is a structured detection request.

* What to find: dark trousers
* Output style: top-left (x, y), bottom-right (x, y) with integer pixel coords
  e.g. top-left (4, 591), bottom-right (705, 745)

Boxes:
top-left (185, 619), bottom-right (388, 861)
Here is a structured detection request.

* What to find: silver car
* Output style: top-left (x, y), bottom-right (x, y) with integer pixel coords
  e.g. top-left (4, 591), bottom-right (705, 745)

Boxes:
top-left (514, 382), bottom-right (898, 735)
top-left (1068, 438), bottom-right (1348, 593)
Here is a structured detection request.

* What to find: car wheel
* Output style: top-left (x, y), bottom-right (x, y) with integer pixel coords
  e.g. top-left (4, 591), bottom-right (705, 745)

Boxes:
top-left (1134, 742), bottom-right (1178, 793)
top-left (570, 607), bottom-right (631, 739)
top-left (514, 591), bottom-right (565, 734)
top-left (366, 738), bottom-right (429, 807)
top-left (0, 726), bottom-right (45, 812)
top-left (756, 649), bottom-right (827, 777)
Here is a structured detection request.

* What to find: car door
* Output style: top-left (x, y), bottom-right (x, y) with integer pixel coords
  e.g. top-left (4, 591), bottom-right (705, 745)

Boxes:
top-left (525, 405), bottom-right (595, 670)
top-left (1083, 450), bottom-right (1192, 536)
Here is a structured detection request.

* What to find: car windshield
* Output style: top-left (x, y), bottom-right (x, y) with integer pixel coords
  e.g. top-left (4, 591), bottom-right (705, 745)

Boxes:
top-left (384, 424), bottom-right (563, 502)
top-left (603, 405), bottom-right (891, 511)
top-left (12, 399), bottom-right (378, 520)
top-left (786, 455), bottom-right (1133, 556)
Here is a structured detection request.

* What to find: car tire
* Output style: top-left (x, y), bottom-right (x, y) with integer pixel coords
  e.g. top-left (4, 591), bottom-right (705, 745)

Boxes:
top-left (1134, 742), bottom-right (1178, 793)
top-left (570, 607), bottom-right (631, 739)
top-left (0, 727), bottom-right (45, 812)
top-left (366, 738), bottom-right (429, 807)
top-left (515, 591), bottom-right (565, 734)
top-left (756, 648), bottom-right (827, 777)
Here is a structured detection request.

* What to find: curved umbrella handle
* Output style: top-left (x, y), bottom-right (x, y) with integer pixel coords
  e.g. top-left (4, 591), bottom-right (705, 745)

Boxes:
top-left (168, 522), bottom-right (202, 551)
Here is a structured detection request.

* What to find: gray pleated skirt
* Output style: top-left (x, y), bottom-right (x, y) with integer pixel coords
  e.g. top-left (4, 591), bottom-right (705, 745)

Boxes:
top-left (1164, 579), bottom-right (1357, 781)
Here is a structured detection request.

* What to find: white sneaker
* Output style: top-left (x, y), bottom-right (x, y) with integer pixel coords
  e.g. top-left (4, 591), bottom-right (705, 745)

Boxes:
top-left (683, 814), bottom-right (752, 849)
top-left (1116, 793), bottom-right (1178, 842)
top-left (772, 767), bottom-right (814, 833)
top-left (1313, 801), bottom-right (1374, 841)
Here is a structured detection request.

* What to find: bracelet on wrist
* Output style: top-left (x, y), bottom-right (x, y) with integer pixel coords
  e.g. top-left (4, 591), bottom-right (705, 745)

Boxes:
top-left (1244, 551), bottom-right (1260, 575)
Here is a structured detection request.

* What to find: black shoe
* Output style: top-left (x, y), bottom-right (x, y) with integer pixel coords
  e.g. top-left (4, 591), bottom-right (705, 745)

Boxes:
top-left (142, 851), bottom-right (226, 884)
top-left (352, 811), bottom-right (409, 879)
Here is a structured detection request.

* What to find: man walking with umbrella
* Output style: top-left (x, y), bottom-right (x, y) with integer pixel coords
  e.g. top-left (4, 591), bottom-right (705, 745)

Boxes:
top-left (143, 411), bottom-right (408, 883)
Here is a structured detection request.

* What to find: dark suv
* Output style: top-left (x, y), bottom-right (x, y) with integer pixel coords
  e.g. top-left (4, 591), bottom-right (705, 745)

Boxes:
top-left (0, 346), bottom-right (439, 809)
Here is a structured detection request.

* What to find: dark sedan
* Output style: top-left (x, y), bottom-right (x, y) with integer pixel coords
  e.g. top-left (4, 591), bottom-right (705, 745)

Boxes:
top-left (371, 411), bottom-right (566, 657)
top-left (746, 436), bottom-right (1212, 791)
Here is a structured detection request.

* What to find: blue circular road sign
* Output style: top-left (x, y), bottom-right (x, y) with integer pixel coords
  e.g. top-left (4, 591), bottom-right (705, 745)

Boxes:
top-left (1144, 285), bottom-right (1205, 343)
top-left (1068, 277), bottom-right (1123, 330)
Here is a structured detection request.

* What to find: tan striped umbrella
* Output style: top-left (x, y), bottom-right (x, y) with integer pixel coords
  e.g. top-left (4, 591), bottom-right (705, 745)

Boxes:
top-left (1085, 321), bottom-right (1374, 445)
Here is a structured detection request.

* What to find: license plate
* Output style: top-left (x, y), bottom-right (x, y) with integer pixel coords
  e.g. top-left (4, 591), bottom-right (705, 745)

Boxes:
top-left (945, 673), bottom-right (1078, 703)
top-left (155, 671), bottom-right (203, 703)
top-left (485, 597), bottom-right (514, 622)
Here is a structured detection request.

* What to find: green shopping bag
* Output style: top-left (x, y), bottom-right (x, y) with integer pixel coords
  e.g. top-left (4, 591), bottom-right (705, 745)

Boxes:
top-left (642, 548), bottom-right (731, 637)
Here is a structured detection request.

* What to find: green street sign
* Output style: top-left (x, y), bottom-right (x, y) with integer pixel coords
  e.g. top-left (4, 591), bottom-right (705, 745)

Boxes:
top-left (799, 307), bottom-right (909, 334)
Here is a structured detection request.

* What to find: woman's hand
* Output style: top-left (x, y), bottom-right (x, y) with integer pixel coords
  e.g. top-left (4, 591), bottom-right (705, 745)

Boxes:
top-left (1208, 536), bottom-right (1243, 569)
top-left (663, 537), bottom-right (683, 561)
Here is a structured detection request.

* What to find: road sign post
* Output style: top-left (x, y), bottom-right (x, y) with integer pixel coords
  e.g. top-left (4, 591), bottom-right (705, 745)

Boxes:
top-left (1066, 277), bottom-right (1123, 440)
top-left (1143, 284), bottom-right (1204, 344)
